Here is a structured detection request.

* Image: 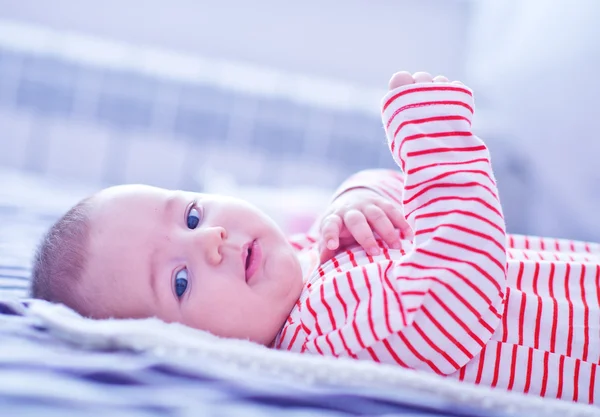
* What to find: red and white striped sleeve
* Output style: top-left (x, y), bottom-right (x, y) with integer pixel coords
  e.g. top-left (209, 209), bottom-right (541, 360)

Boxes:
top-left (298, 83), bottom-right (507, 375)
top-left (330, 169), bottom-right (405, 207)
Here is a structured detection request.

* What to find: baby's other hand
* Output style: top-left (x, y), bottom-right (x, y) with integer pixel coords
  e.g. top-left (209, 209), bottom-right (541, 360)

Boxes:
top-left (318, 188), bottom-right (410, 264)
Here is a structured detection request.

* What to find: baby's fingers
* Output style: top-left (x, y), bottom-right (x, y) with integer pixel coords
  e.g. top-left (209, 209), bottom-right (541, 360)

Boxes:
top-left (379, 201), bottom-right (410, 233)
top-left (363, 205), bottom-right (401, 249)
top-left (343, 209), bottom-right (380, 256)
top-left (320, 214), bottom-right (343, 250)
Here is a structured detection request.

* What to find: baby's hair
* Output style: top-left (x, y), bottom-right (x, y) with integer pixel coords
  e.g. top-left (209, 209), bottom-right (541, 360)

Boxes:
top-left (30, 197), bottom-right (94, 312)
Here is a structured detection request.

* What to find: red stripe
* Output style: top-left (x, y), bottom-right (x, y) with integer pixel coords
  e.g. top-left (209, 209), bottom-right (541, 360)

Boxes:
top-left (398, 332), bottom-right (443, 374)
top-left (517, 275), bottom-right (527, 347)
top-left (333, 277), bottom-right (349, 320)
top-left (459, 365), bottom-right (467, 381)
top-left (434, 236), bottom-right (505, 272)
top-left (405, 168), bottom-right (493, 192)
top-left (590, 365), bottom-right (596, 404)
top-left (366, 347), bottom-right (380, 362)
top-left (549, 263), bottom-right (558, 352)
top-left (418, 248), bottom-right (504, 301)
top-left (570, 240), bottom-right (576, 252)
top-left (332, 256), bottom-right (342, 273)
top-left (287, 325), bottom-right (302, 351)
top-left (573, 359), bottom-right (580, 402)
top-left (392, 115), bottom-right (471, 148)
top-left (490, 342), bottom-right (502, 387)
top-left (383, 262), bottom-right (407, 327)
top-left (408, 158), bottom-right (490, 178)
top-left (524, 236), bottom-right (530, 250)
top-left (402, 290), bottom-right (427, 297)
top-left (523, 348), bottom-right (533, 393)
top-left (384, 262), bottom-right (407, 326)
top-left (362, 266), bottom-right (379, 342)
top-left (405, 195), bottom-right (503, 220)
top-left (564, 264), bottom-right (574, 357)
top-left (502, 287), bottom-right (510, 343)
top-left (406, 145), bottom-right (486, 160)
top-left (584, 242), bottom-right (591, 253)
top-left (429, 291), bottom-right (485, 347)
top-left (320, 284), bottom-right (337, 333)
top-left (399, 270), bottom-right (490, 330)
top-left (382, 85), bottom-right (472, 112)
top-left (398, 131), bottom-right (473, 162)
top-left (423, 305), bottom-right (473, 358)
top-left (347, 276), bottom-right (367, 350)
top-left (507, 344), bottom-right (518, 390)
top-left (312, 337), bottom-right (324, 355)
top-left (378, 263), bottom-right (394, 334)
top-left (580, 265), bottom-right (589, 362)
top-left (540, 237), bottom-right (546, 251)
top-left (323, 333), bottom-right (337, 357)
top-left (540, 351), bottom-right (549, 397)
top-left (348, 250), bottom-right (358, 267)
top-left (305, 298), bottom-right (323, 335)
top-left (509, 235), bottom-right (515, 248)
top-left (338, 329), bottom-right (357, 358)
top-left (532, 264), bottom-right (542, 350)
top-left (317, 266), bottom-right (325, 279)
top-left (404, 181), bottom-right (498, 206)
top-left (414, 322), bottom-right (461, 370)
top-left (415, 219), bottom-right (505, 249)
top-left (381, 244), bottom-right (392, 261)
top-left (276, 324), bottom-right (289, 349)
top-left (382, 338), bottom-right (409, 367)
top-left (290, 241), bottom-right (302, 250)
top-left (387, 100), bottom-right (474, 135)
top-left (475, 345), bottom-right (487, 384)
top-left (556, 355), bottom-right (565, 399)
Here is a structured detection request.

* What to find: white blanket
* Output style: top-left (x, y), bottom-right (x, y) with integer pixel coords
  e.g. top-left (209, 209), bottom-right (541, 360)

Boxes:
top-left (25, 300), bottom-right (599, 417)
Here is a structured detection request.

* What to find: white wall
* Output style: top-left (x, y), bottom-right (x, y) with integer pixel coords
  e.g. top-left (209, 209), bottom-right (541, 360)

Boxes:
top-left (465, 0), bottom-right (600, 241)
top-left (0, 0), bottom-right (471, 87)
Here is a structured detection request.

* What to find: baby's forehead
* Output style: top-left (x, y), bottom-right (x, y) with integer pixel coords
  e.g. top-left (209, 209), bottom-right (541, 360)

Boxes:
top-left (93, 185), bottom-right (171, 213)
top-left (97, 184), bottom-right (170, 200)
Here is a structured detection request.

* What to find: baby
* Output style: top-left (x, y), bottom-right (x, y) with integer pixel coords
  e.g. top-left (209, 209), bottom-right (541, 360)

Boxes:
top-left (31, 71), bottom-right (599, 404)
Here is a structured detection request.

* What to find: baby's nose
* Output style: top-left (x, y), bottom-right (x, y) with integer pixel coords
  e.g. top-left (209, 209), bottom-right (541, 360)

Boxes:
top-left (202, 226), bottom-right (227, 264)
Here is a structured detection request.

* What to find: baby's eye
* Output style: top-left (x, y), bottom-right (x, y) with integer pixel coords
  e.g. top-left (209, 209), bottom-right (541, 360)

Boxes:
top-left (187, 206), bottom-right (201, 229)
top-left (175, 269), bottom-right (188, 298)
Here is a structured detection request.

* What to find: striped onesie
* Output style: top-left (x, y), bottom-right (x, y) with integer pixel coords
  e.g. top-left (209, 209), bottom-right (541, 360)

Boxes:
top-left (274, 83), bottom-right (599, 405)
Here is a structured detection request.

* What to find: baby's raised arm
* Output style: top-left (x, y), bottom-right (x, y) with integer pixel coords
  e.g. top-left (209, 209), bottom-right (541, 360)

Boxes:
top-left (295, 73), bottom-right (507, 375)
top-left (378, 73), bottom-right (507, 373)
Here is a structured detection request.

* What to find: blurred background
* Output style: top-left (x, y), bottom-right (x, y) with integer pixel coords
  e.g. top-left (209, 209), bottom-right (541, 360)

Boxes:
top-left (0, 0), bottom-right (598, 240)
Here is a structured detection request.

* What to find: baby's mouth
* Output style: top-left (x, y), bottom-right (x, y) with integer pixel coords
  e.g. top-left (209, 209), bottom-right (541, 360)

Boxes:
top-left (243, 239), bottom-right (261, 283)
top-left (245, 245), bottom-right (253, 271)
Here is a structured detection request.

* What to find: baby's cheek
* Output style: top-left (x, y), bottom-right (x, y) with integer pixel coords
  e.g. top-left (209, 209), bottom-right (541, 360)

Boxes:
top-left (271, 249), bottom-right (303, 299)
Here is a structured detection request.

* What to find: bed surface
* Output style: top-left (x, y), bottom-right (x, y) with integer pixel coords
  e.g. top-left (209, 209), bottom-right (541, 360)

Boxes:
top-left (0, 169), bottom-right (597, 417)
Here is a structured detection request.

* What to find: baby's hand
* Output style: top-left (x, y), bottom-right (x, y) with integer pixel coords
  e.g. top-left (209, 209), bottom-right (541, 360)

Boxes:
top-left (318, 188), bottom-right (410, 263)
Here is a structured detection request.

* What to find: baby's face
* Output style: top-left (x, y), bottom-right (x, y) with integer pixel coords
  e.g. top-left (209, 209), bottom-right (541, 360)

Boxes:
top-left (83, 184), bottom-right (303, 345)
